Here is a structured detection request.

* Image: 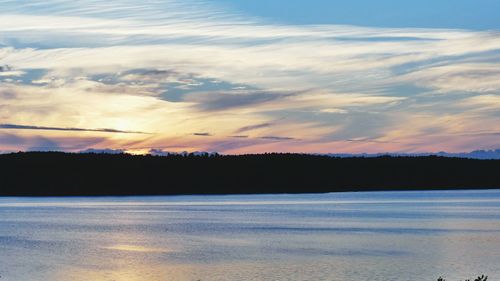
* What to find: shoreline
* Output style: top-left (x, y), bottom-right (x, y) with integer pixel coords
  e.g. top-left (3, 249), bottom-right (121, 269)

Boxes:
top-left (1, 187), bottom-right (500, 198)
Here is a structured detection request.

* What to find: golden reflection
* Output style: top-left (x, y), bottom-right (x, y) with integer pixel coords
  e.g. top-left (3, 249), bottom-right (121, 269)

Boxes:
top-left (103, 244), bottom-right (174, 253)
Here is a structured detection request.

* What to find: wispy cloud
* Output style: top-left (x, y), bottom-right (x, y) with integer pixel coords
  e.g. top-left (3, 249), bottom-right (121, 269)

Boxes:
top-left (193, 132), bottom-right (211, 137)
top-left (0, 132), bottom-right (106, 152)
top-left (234, 123), bottom-right (272, 134)
top-left (1, 0), bottom-right (499, 153)
top-left (0, 124), bottom-right (149, 134)
top-left (346, 138), bottom-right (400, 144)
top-left (184, 91), bottom-right (294, 112)
top-left (261, 136), bottom-right (296, 141)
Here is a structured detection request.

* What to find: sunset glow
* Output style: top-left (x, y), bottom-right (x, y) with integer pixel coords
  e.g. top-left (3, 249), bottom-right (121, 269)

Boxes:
top-left (1, 0), bottom-right (499, 154)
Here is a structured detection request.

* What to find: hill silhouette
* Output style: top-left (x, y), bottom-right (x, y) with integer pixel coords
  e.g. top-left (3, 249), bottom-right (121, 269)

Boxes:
top-left (1, 152), bottom-right (500, 196)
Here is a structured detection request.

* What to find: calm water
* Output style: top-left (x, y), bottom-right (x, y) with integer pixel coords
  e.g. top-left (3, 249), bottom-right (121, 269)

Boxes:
top-left (1, 190), bottom-right (500, 281)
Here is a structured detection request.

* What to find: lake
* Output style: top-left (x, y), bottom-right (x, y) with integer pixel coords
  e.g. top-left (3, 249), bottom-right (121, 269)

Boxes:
top-left (1, 190), bottom-right (499, 281)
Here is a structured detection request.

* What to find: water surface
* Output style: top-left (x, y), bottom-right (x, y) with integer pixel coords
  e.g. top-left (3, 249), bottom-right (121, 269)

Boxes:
top-left (1, 190), bottom-right (500, 281)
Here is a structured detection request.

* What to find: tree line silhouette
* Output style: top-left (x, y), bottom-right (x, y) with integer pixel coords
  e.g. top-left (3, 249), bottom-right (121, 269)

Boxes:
top-left (438, 275), bottom-right (487, 281)
top-left (1, 152), bottom-right (500, 196)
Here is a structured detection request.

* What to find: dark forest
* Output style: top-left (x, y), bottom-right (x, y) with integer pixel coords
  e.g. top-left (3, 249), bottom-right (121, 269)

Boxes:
top-left (1, 152), bottom-right (499, 196)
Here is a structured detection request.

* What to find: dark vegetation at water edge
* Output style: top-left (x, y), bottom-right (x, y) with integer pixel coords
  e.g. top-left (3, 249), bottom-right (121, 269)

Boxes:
top-left (1, 152), bottom-right (500, 196)
top-left (438, 275), bottom-right (488, 281)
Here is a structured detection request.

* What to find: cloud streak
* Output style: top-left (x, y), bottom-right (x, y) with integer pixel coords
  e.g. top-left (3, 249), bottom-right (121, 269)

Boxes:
top-left (261, 136), bottom-right (296, 141)
top-left (193, 132), bottom-right (211, 137)
top-left (0, 124), bottom-right (150, 134)
top-left (234, 123), bottom-right (272, 134)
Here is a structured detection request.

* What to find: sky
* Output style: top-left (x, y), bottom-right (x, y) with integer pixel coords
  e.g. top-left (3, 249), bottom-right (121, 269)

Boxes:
top-left (0, 0), bottom-right (500, 154)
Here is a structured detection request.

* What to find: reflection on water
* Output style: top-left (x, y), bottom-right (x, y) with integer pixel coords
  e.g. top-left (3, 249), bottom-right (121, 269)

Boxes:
top-left (1, 190), bottom-right (500, 281)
